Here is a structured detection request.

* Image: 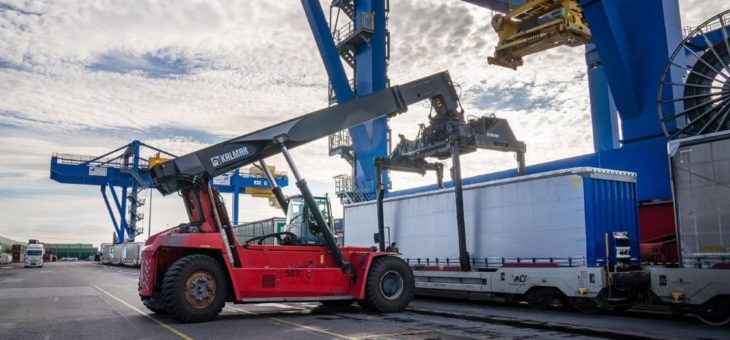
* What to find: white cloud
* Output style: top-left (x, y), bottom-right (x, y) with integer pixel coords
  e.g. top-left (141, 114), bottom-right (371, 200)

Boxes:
top-left (0, 0), bottom-right (725, 246)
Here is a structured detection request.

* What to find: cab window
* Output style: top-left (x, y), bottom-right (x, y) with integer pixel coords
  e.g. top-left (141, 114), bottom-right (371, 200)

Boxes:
top-left (286, 199), bottom-right (306, 225)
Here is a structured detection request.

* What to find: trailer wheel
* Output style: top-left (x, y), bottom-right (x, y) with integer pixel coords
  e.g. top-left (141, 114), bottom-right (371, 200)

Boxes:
top-left (161, 254), bottom-right (227, 323)
top-left (360, 256), bottom-right (414, 313)
top-left (523, 291), bottom-right (554, 310)
top-left (697, 297), bottom-right (730, 327)
top-left (569, 297), bottom-right (601, 315)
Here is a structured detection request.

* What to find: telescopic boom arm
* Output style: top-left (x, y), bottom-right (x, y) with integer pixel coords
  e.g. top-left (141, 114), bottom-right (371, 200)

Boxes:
top-left (150, 71), bottom-right (461, 195)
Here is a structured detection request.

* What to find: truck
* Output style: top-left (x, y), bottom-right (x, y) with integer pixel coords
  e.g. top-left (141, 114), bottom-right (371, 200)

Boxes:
top-left (100, 243), bottom-right (112, 264)
top-left (25, 243), bottom-right (44, 268)
top-left (139, 72), bottom-right (507, 323)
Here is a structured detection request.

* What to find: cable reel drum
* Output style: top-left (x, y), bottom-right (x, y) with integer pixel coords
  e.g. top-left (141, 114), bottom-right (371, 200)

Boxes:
top-left (658, 10), bottom-right (730, 139)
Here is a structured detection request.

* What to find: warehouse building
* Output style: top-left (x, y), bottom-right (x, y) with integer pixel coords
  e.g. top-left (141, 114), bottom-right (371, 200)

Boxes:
top-left (44, 243), bottom-right (98, 260)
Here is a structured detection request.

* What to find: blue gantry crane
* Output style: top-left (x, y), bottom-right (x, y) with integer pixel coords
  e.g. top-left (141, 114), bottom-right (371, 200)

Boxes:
top-left (300, 0), bottom-right (696, 202)
top-left (302, 0), bottom-right (390, 203)
top-left (301, 0), bottom-right (730, 251)
top-left (50, 140), bottom-right (288, 243)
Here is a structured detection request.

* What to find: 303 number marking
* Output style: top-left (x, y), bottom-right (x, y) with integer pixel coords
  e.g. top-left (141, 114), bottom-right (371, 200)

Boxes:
top-left (285, 269), bottom-right (300, 277)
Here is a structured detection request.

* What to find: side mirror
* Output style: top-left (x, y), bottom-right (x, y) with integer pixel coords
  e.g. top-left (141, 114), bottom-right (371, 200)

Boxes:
top-left (373, 232), bottom-right (381, 243)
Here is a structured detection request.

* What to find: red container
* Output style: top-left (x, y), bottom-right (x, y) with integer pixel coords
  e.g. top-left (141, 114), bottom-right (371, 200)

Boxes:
top-left (638, 203), bottom-right (678, 265)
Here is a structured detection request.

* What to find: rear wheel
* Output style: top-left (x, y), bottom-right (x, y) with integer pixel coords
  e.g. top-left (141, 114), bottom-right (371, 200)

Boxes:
top-left (161, 255), bottom-right (227, 323)
top-left (360, 256), bottom-right (414, 313)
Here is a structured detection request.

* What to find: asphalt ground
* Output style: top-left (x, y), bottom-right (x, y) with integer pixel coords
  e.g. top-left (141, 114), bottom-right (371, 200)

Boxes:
top-left (0, 262), bottom-right (726, 340)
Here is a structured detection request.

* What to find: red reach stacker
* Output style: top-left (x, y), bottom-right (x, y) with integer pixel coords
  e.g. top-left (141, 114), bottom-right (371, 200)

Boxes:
top-left (139, 72), bottom-right (463, 323)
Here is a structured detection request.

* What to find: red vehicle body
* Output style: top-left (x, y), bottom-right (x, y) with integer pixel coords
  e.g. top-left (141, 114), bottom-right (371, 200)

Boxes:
top-left (139, 228), bottom-right (390, 302)
top-left (138, 186), bottom-right (413, 323)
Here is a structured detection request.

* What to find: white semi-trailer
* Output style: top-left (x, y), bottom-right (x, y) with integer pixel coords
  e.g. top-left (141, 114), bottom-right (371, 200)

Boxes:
top-left (100, 243), bottom-right (112, 264)
top-left (104, 243), bottom-right (143, 267)
top-left (121, 243), bottom-right (142, 267)
top-left (647, 131), bottom-right (730, 326)
top-left (345, 167), bottom-right (646, 312)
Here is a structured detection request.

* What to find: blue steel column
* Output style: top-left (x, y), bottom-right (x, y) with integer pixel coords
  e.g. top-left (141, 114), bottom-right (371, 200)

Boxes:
top-left (109, 184), bottom-right (127, 243)
top-left (232, 169), bottom-right (240, 225)
top-left (101, 186), bottom-right (123, 243)
top-left (353, 0), bottom-right (389, 193)
top-left (579, 0), bottom-right (640, 122)
top-left (302, 0), bottom-right (354, 102)
top-left (126, 140), bottom-right (141, 242)
top-left (302, 0), bottom-right (388, 195)
top-left (585, 44), bottom-right (620, 152)
top-left (119, 187), bottom-right (128, 243)
top-left (578, 0), bottom-right (682, 201)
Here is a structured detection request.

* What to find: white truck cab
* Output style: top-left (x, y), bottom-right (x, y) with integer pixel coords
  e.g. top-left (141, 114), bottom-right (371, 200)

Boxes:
top-left (25, 243), bottom-right (44, 268)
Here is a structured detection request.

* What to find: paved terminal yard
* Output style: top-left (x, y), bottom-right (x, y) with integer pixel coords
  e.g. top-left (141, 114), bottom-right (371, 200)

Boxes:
top-left (0, 262), bottom-right (726, 340)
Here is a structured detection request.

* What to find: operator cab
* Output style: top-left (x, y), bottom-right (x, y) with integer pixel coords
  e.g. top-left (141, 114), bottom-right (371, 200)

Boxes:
top-left (285, 195), bottom-right (334, 245)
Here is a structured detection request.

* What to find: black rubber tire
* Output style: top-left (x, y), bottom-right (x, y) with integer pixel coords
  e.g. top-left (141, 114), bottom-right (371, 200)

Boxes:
top-left (142, 296), bottom-right (168, 314)
top-left (161, 255), bottom-right (227, 323)
top-left (524, 292), bottom-right (553, 310)
top-left (359, 256), bottom-right (414, 313)
top-left (320, 300), bottom-right (354, 309)
top-left (697, 298), bottom-right (730, 327)
top-left (569, 298), bottom-right (602, 315)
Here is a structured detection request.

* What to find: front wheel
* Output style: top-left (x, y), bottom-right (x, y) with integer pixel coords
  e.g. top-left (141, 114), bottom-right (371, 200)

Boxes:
top-left (360, 256), bottom-right (414, 313)
top-left (161, 255), bottom-right (227, 323)
top-left (320, 300), bottom-right (354, 309)
top-left (142, 296), bottom-right (168, 314)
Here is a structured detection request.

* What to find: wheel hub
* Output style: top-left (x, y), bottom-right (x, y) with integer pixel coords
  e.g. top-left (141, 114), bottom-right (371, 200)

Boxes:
top-left (380, 271), bottom-right (404, 300)
top-left (185, 271), bottom-right (216, 309)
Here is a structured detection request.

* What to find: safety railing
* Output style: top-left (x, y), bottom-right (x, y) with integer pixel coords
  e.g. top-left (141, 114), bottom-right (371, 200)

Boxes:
top-left (682, 12), bottom-right (730, 37)
top-left (334, 174), bottom-right (374, 204)
top-left (405, 256), bottom-right (587, 270)
top-left (328, 130), bottom-right (352, 152)
top-left (52, 152), bottom-right (142, 169)
top-left (331, 12), bottom-right (375, 46)
top-left (238, 169), bottom-right (287, 180)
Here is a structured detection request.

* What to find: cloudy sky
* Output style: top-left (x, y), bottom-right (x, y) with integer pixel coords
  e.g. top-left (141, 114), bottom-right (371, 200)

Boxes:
top-left (0, 0), bottom-right (723, 246)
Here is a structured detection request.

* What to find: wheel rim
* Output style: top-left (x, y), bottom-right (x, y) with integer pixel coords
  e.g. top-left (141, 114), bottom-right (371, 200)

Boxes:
top-left (658, 10), bottom-right (730, 139)
top-left (185, 271), bottom-right (216, 309)
top-left (379, 270), bottom-right (404, 301)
